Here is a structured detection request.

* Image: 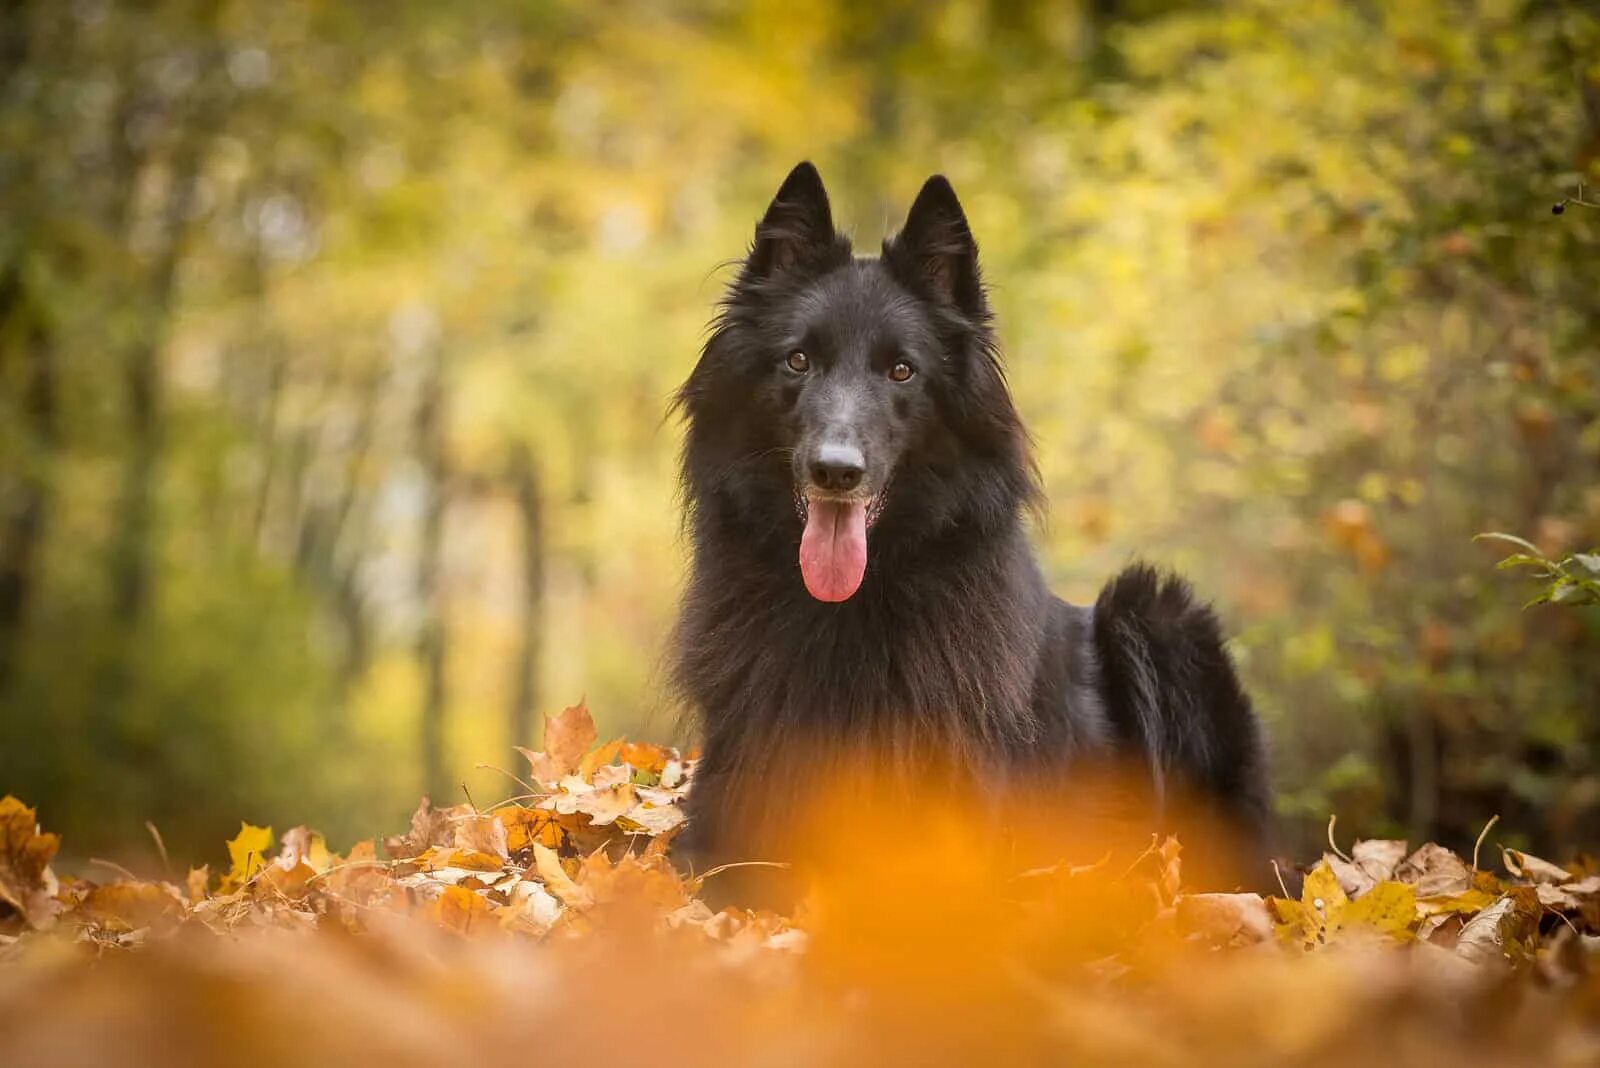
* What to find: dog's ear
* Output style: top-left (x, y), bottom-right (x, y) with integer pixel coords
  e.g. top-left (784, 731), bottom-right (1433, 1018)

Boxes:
top-left (886, 175), bottom-right (984, 315)
top-left (745, 162), bottom-right (837, 279)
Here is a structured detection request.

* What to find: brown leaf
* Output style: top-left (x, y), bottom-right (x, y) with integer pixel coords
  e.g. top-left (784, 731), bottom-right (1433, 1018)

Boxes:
top-left (1351, 839), bottom-right (1408, 884)
top-left (259, 860), bottom-right (317, 902)
top-left (321, 840), bottom-right (392, 907)
top-left (1502, 847), bottom-right (1574, 885)
top-left (1176, 893), bottom-right (1273, 946)
top-left (532, 843), bottom-right (592, 908)
top-left (452, 812), bottom-right (510, 860)
top-left (517, 701), bottom-right (599, 786)
top-left (1533, 876), bottom-right (1600, 913)
top-left (184, 866), bottom-right (210, 904)
top-left (1455, 888), bottom-right (1541, 964)
top-left (1395, 843), bottom-right (1471, 897)
top-left (384, 798), bottom-right (470, 859)
top-left (78, 881), bottom-right (185, 933)
top-left (575, 783), bottom-right (636, 827)
top-left (0, 796), bottom-right (61, 930)
top-left (276, 827), bottom-right (334, 874)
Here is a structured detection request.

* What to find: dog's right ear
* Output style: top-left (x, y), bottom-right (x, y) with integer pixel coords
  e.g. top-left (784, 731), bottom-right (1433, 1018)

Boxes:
top-left (744, 162), bottom-right (837, 279)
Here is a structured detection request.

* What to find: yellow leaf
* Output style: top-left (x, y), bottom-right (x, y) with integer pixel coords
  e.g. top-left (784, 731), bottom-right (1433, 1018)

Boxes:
top-left (1297, 862), bottom-right (1349, 946)
top-left (1339, 881), bottom-right (1416, 939)
top-left (220, 823), bottom-right (274, 894)
top-left (493, 806), bottom-right (563, 852)
top-left (1416, 887), bottom-right (1498, 917)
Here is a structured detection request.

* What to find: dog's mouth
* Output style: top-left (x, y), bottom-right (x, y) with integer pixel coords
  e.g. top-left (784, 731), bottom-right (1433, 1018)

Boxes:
top-left (793, 487), bottom-right (887, 603)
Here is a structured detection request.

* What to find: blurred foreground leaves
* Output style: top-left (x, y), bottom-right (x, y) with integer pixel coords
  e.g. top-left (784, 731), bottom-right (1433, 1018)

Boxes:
top-left (4, 705), bottom-right (1600, 1066)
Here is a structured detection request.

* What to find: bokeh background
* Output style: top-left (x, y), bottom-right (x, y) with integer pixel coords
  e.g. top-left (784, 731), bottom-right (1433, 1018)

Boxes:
top-left (2, 0), bottom-right (1597, 864)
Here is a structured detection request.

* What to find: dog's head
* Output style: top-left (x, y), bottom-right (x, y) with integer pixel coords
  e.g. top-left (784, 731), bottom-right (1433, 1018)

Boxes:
top-left (679, 162), bottom-right (1035, 603)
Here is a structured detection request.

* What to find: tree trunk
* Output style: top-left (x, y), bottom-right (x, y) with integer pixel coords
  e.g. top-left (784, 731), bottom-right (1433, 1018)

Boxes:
top-left (507, 442), bottom-right (545, 752)
top-left (415, 347), bottom-right (451, 802)
top-left (0, 276), bottom-right (58, 691)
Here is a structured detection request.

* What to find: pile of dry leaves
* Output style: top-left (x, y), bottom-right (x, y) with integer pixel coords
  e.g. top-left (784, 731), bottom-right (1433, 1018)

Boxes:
top-left (2, 702), bottom-right (1598, 1067)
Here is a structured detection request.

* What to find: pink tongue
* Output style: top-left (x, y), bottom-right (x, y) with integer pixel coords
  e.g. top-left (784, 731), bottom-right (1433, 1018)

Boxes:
top-left (799, 499), bottom-right (868, 602)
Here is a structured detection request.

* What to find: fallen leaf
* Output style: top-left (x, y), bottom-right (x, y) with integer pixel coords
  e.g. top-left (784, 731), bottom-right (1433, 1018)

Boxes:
top-left (575, 783), bottom-right (636, 826)
top-left (493, 806), bottom-right (563, 853)
top-left (277, 827), bottom-right (334, 874)
top-left (1395, 843), bottom-right (1471, 897)
top-left (1272, 863), bottom-right (1414, 947)
top-left (452, 812), bottom-right (510, 860)
top-left (503, 877), bottom-right (564, 933)
top-left (517, 701), bottom-right (598, 785)
top-left (1456, 888), bottom-right (1541, 964)
top-left (1502, 848), bottom-right (1574, 885)
top-left (220, 823), bottom-right (275, 894)
top-left (619, 741), bottom-right (673, 777)
top-left (384, 798), bottom-right (470, 859)
top-left (78, 882), bottom-right (185, 933)
top-left (1415, 888), bottom-right (1498, 917)
top-left (431, 884), bottom-right (494, 935)
top-left (1176, 893), bottom-right (1273, 945)
top-left (0, 796), bottom-right (62, 930)
top-left (532, 843), bottom-right (592, 908)
top-left (579, 738), bottom-right (624, 780)
top-left (620, 804), bottom-right (687, 836)
top-left (1338, 880), bottom-right (1416, 939)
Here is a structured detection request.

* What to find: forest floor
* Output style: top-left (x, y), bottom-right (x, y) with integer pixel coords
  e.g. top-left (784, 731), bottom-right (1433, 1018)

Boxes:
top-left (3, 702), bottom-right (1599, 1066)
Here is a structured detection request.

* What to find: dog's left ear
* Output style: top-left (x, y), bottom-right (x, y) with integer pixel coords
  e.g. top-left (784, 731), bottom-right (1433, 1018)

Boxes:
top-left (886, 175), bottom-right (984, 315)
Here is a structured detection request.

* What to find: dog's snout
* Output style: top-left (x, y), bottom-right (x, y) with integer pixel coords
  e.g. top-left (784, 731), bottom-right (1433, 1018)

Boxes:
top-left (809, 442), bottom-right (865, 492)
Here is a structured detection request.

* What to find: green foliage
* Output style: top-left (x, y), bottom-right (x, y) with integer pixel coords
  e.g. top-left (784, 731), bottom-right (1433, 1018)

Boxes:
top-left (1477, 532), bottom-right (1600, 607)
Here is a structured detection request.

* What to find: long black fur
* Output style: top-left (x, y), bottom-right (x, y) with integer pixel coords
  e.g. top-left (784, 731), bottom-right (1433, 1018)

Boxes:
top-left (671, 163), bottom-right (1268, 884)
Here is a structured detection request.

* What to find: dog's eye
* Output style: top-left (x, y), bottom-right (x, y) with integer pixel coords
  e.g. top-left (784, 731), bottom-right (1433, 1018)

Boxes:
top-left (889, 361), bottom-right (915, 383)
top-left (786, 351), bottom-right (811, 373)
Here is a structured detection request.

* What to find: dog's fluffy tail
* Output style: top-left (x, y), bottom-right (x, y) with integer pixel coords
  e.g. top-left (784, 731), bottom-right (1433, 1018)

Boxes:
top-left (1093, 564), bottom-right (1271, 879)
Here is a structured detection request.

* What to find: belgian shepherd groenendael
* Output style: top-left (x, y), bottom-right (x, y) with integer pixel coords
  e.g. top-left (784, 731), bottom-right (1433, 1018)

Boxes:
top-left (671, 163), bottom-right (1268, 888)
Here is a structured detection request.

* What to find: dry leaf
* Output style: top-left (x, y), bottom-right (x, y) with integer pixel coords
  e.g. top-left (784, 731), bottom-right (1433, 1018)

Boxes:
top-left (575, 783), bottom-right (636, 827)
top-left (219, 823), bottom-right (275, 894)
top-left (1502, 848), bottom-right (1574, 885)
top-left (579, 738), bottom-right (625, 780)
top-left (619, 741), bottom-right (674, 777)
top-left (452, 813), bottom-right (510, 860)
top-left (431, 884), bottom-right (494, 936)
top-left (532, 843), bottom-right (592, 908)
top-left (1455, 888), bottom-right (1541, 964)
top-left (0, 796), bottom-right (62, 930)
top-left (78, 882), bottom-right (185, 933)
top-left (517, 701), bottom-right (599, 785)
top-left (1394, 843), bottom-right (1471, 897)
top-left (1176, 893), bottom-right (1273, 945)
top-left (493, 806), bottom-right (563, 853)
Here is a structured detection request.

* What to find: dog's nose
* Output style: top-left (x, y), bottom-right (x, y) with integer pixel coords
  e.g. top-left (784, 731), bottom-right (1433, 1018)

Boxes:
top-left (809, 443), bottom-right (865, 492)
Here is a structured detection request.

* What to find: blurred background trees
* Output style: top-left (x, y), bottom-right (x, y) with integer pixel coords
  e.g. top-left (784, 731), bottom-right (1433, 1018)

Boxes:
top-left (1, 0), bottom-right (1596, 861)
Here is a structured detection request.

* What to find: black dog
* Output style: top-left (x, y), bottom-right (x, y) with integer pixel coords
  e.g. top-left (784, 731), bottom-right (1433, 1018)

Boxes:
top-left (671, 163), bottom-right (1268, 886)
